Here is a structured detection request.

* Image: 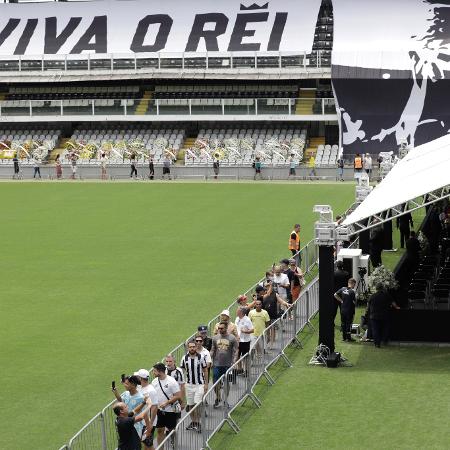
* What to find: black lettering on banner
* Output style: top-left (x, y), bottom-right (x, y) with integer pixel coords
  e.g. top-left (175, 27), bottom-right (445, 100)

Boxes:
top-left (45, 17), bottom-right (82, 54)
top-left (0, 18), bottom-right (20, 49)
top-left (228, 12), bottom-right (268, 52)
top-left (14, 18), bottom-right (38, 55)
top-left (267, 12), bottom-right (287, 51)
top-left (130, 15), bottom-right (173, 53)
top-left (70, 16), bottom-right (107, 54)
top-left (185, 13), bottom-right (229, 52)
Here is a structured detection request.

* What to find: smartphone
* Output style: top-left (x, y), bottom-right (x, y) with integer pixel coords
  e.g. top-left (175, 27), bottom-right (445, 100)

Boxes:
top-left (121, 373), bottom-right (125, 383)
top-left (112, 381), bottom-right (115, 390)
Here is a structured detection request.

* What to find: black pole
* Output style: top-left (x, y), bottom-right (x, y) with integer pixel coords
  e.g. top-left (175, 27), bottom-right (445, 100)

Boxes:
top-left (359, 229), bottom-right (370, 254)
top-left (318, 245), bottom-right (335, 352)
top-left (383, 220), bottom-right (393, 250)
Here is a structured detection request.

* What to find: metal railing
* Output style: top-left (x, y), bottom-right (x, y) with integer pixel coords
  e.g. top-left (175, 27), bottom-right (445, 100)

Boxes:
top-left (0, 51), bottom-right (331, 74)
top-left (0, 97), bottom-right (337, 118)
top-left (59, 239), bottom-right (319, 450)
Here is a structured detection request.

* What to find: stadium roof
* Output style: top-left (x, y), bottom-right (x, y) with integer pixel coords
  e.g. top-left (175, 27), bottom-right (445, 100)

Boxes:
top-left (342, 134), bottom-right (450, 233)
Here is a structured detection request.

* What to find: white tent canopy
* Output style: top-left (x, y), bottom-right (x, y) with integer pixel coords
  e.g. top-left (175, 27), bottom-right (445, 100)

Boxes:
top-left (343, 134), bottom-right (450, 230)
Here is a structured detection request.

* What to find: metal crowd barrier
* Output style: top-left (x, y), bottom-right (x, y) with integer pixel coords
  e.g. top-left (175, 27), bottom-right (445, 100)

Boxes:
top-left (59, 240), bottom-right (319, 449)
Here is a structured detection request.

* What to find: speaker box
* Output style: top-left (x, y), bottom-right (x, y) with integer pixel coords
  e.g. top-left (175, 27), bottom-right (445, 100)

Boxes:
top-left (326, 352), bottom-right (341, 368)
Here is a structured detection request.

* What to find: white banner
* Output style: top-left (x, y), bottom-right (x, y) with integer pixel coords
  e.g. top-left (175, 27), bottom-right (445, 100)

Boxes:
top-left (0, 0), bottom-right (321, 56)
top-left (332, 0), bottom-right (450, 71)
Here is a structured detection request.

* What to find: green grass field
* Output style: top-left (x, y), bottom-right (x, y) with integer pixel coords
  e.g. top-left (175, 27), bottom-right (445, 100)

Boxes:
top-left (0, 181), bottom-right (354, 450)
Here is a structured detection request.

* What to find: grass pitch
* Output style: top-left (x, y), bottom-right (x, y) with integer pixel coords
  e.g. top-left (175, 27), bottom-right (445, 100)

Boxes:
top-left (0, 181), bottom-right (354, 450)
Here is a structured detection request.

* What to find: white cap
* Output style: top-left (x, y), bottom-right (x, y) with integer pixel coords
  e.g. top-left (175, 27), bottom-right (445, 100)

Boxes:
top-left (220, 309), bottom-right (230, 317)
top-left (134, 369), bottom-right (150, 379)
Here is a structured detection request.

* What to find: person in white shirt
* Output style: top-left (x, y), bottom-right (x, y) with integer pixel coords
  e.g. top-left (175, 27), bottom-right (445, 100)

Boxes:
top-left (151, 363), bottom-right (182, 446)
top-left (134, 369), bottom-right (158, 450)
top-left (235, 306), bottom-right (254, 376)
top-left (272, 265), bottom-right (290, 301)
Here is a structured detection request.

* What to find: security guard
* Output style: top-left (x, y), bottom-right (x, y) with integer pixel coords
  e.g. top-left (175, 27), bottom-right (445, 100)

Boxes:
top-left (289, 224), bottom-right (301, 265)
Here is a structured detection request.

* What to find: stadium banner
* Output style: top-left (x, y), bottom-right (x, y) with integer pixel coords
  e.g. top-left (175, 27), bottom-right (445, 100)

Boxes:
top-left (0, 0), bottom-right (321, 56)
top-left (332, 0), bottom-right (450, 155)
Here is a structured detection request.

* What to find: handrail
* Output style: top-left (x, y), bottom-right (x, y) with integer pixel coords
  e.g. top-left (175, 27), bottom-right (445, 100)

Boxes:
top-left (0, 97), bottom-right (336, 118)
top-left (60, 239), bottom-right (318, 450)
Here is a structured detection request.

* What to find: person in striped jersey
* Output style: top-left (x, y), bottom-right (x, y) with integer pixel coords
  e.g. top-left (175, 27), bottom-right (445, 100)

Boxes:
top-left (181, 341), bottom-right (209, 432)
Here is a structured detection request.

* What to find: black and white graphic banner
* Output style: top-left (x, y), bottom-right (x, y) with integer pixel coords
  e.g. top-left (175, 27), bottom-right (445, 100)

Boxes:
top-left (0, 0), bottom-right (321, 56)
top-left (332, 0), bottom-right (450, 155)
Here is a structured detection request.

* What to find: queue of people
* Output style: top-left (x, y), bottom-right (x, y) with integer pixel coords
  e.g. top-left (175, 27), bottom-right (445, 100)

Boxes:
top-left (111, 254), bottom-right (306, 450)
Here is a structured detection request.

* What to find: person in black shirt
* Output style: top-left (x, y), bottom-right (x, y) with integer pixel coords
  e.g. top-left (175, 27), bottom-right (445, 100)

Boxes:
top-left (368, 283), bottom-right (400, 347)
top-left (113, 401), bottom-right (152, 450)
top-left (333, 261), bottom-right (350, 324)
top-left (197, 325), bottom-right (212, 351)
top-left (397, 212), bottom-right (414, 249)
top-left (369, 224), bottom-right (384, 268)
top-left (148, 155), bottom-right (155, 180)
top-left (334, 278), bottom-right (357, 341)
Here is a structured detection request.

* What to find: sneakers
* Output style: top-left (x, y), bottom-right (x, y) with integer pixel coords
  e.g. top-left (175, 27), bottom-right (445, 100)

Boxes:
top-left (186, 423), bottom-right (195, 430)
top-left (213, 399), bottom-right (220, 408)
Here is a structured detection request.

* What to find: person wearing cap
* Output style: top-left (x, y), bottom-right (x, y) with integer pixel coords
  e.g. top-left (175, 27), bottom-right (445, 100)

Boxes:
top-left (197, 325), bottom-right (212, 351)
top-left (112, 375), bottom-right (146, 441)
top-left (289, 224), bottom-right (301, 266)
top-left (134, 369), bottom-right (158, 450)
top-left (213, 310), bottom-right (239, 341)
top-left (151, 363), bottom-right (182, 446)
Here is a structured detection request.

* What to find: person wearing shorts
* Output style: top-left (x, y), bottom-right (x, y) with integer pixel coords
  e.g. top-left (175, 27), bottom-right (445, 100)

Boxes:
top-left (181, 341), bottom-right (208, 431)
top-left (151, 363), bottom-right (182, 447)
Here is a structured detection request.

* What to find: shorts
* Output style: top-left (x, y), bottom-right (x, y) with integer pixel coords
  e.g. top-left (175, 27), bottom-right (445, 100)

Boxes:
top-left (141, 426), bottom-right (155, 447)
top-left (289, 168), bottom-right (296, 175)
top-left (213, 366), bottom-right (229, 383)
top-left (156, 410), bottom-right (178, 431)
top-left (162, 167), bottom-right (170, 174)
top-left (238, 341), bottom-right (250, 357)
top-left (186, 383), bottom-right (204, 406)
top-left (255, 168), bottom-right (261, 173)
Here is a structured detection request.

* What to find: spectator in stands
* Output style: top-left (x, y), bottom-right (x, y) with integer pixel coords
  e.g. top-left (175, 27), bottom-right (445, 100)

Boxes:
top-left (369, 223), bottom-right (384, 268)
top-left (337, 156), bottom-right (344, 181)
top-left (289, 258), bottom-right (305, 302)
top-left (181, 340), bottom-right (208, 431)
top-left (32, 156), bottom-right (41, 179)
top-left (162, 155), bottom-right (172, 180)
top-left (148, 155), bottom-right (154, 180)
top-left (288, 154), bottom-right (297, 178)
top-left (308, 155), bottom-right (317, 179)
top-left (134, 369), bottom-right (158, 450)
top-left (197, 325), bottom-right (212, 351)
top-left (289, 223), bottom-right (301, 266)
top-left (130, 153), bottom-right (138, 179)
top-left (112, 401), bottom-right (152, 450)
top-left (151, 363), bottom-right (182, 446)
top-left (334, 278), bottom-right (357, 342)
top-left (210, 321), bottom-right (238, 408)
top-left (100, 153), bottom-right (107, 180)
top-left (363, 153), bottom-right (373, 179)
top-left (164, 354), bottom-right (185, 412)
top-left (213, 158), bottom-right (220, 179)
top-left (397, 211), bottom-right (414, 249)
top-left (213, 310), bottom-right (239, 340)
top-left (112, 375), bottom-right (146, 441)
top-left (253, 156), bottom-right (262, 180)
top-left (368, 282), bottom-right (400, 348)
top-left (235, 306), bottom-right (254, 361)
top-left (55, 154), bottom-right (62, 179)
top-left (354, 153), bottom-right (363, 175)
top-left (70, 152), bottom-right (78, 180)
top-left (248, 299), bottom-right (270, 346)
top-left (12, 154), bottom-right (19, 179)
top-left (333, 261), bottom-right (350, 325)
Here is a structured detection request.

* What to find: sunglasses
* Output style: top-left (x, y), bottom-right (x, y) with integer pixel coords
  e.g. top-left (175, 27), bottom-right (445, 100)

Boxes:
top-left (195, 339), bottom-right (203, 342)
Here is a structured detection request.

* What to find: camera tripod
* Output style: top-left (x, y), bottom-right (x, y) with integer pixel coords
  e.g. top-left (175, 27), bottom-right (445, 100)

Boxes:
top-left (355, 274), bottom-right (368, 304)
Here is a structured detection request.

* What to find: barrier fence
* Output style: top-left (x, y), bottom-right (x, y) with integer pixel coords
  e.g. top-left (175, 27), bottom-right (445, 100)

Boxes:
top-left (59, 239), bottom-right (319, 450)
